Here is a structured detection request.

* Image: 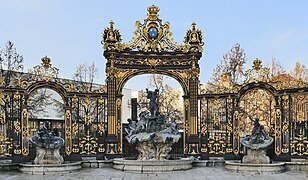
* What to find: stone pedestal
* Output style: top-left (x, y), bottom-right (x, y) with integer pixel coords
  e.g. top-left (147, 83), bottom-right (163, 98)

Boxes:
top-left (34, 147), bottom-right (64, 165)
top-left (242, 149), bottom-right (270, 164)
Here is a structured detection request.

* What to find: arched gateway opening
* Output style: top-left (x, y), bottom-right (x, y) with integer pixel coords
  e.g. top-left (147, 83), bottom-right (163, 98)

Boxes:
top-left (122, 74), bottom-right (185, 159)
top-left (102, 5), bottom-right (204, 156)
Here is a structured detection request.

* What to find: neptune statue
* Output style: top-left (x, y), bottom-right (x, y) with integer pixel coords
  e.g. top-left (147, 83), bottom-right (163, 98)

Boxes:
top-left (125, 89), bottom-right (181, 160)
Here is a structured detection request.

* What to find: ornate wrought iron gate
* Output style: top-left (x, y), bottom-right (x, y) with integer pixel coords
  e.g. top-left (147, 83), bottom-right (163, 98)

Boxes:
top-left (101, 5), bottom-right (204, 156)
top-left (198, 59), bottom-right (308, 160)
top-left (0, 5), bottom-right (307, 162)
top-left (0, 58), bottom-right (108, 162)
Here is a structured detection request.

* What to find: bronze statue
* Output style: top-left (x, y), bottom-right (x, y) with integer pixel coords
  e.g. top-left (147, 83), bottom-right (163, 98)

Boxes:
top-left (146, 88), bottom-right (159, 116)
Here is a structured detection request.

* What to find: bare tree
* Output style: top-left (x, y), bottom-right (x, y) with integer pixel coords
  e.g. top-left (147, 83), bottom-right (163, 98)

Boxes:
top-left (207, 43), bottom-right (246, 92)
top-left (0, 41), bottom-right (24, 85)
top-left (290, 61), bottom-right (308, 82)
top-left (28, 89), bottom-right (53, 118)
top-left (267, 57), bottom-right (286, 77)
top-left (134, 74), bottom-right (184, 123)
top-left (73, 62), bottom-right (99, 91)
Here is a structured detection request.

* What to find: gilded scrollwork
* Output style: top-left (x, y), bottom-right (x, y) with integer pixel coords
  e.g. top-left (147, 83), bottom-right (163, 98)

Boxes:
top-left (128, 5), bottom-right (178, 52)
top-left (290, 129), bottom-right (308, 156)
top-left (33, 56), bottom-right (59, 82)
top-left (0, 136), bottom-right (12, 157)
top-left (102, 5), bottom-right (204, 53)
top-left (208, 134), bottom-right (226, 154)
top-left (65, 109), bottom-right (72, 155)
top-left (292, 93), bottom-right (307, 123)
top-left (79, 130), bottom-right (98, 155)
top-left (244, 58), bottom-right (270, 84)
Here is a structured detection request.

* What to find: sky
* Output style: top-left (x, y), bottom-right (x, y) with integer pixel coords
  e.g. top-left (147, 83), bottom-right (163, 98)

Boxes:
top-left (0, 0), bottom-right (307, 91)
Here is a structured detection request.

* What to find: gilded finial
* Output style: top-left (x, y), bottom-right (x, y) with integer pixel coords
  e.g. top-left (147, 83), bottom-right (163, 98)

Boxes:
top-left (183, 21), bottom-right (203, 52)
top-left (253, 58), bottom-right (262, 70)
top-left (109, 20), bottom-right (114, 29)
top-left (102, 19), bottom-right (122, 49)
top-left (41, 55), bottom-right (51, 69)
top-left (192, 21), bottom-right (196, 30)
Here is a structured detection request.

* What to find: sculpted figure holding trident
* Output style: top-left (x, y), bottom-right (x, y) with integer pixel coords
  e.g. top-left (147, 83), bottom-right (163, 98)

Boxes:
top-left (146, 88), bottom-right (159, 116)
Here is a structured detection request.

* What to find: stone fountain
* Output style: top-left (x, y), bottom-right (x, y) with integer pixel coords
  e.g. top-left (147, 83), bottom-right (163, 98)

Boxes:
top-left (113, 89), bottom-right (192, 173)
top-left (225, 117), bottom-right (285, 174)
top-left (30, 121), bottom-right (65, 164)
top-left (240, 118), bottom-right (273, 164)
top-left (19, 121), bottom-right (81, 174)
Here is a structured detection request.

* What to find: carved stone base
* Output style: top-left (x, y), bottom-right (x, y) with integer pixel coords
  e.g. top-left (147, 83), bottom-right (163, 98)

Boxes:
top-left (136, 141), bottom-right (173, 160)
top-left (34, 147), bottom-right (64, 165)
top-left (242, 149), bottom-right (270, 164)
top-left (113, 158), bottom-right (193, 173)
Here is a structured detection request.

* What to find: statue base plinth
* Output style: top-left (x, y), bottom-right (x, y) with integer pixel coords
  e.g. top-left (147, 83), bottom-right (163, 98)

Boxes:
top-left (34, 147), bottom-right (64, 165)
top-left (242, 149), bottom-right (270, 164)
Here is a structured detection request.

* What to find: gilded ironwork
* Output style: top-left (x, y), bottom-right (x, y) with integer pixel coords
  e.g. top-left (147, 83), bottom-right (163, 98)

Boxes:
top-left (182, 22), bottom-right (204, 53)
top-left (275, 107), bottom-right (282, 155)
top-left (65, 109), bottom-right (72, 155)
top-left (33, 56), bottom-right (59, 82)
top-left (244, 58), bottom-right (270, 84)
top-left (188, 143), bottom-right (199, 155)
top-left (79, 130), bottom-right (98, 155)
top-left (290, 129), bottom-right (308, 156)
top-left (128, 5), bottom-right (178, 52)
top-left (208, 134), bottom-right (226, 154)
top-left (0, 4), bottom-right (306, 163)
top-left (0, 136), bottom-right (12, 157)
top-left (102, 4), bottom-right (203, 53)
top-left (21, 108), bottom-right (29, 156)
top-left (102, 20), bottom-right (124, 51)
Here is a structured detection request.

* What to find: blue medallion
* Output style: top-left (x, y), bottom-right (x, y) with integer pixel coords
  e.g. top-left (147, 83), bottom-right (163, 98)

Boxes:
top-left (148, 27), bottom-right (158, 39)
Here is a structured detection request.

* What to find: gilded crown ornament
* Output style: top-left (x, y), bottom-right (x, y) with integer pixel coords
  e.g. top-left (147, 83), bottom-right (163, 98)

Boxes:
top-left (147, 5), bottom-right (160, 21)
top-left (253, 58), bottom-right (262, 70)
top-left (33, 56), bottom-right (59, 82)
top-left (41, 55), bottom-right (51, 69)
top-left (128, 4), bottom-right (178, 52)
top-left (102, 5), bottom-right (204, 53)
top-left (244, 58), bottom-right (269, 84)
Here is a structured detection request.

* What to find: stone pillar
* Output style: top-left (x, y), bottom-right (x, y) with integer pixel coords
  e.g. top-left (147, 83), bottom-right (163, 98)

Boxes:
top-left (131, 98), bottom-right (138, 120)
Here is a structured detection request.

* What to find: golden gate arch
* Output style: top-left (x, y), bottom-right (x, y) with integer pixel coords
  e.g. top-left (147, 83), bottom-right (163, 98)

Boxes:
top-left (102, 5), bottom-right (204, 155)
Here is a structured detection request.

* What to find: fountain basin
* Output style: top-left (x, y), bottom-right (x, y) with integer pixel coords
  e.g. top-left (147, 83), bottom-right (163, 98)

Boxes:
top-left (225, 161), bottom-right (285, 174)
top-left (113, 158), bottom-right (193, 173)
top-left (19, 162), bottom-right (81, 175)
